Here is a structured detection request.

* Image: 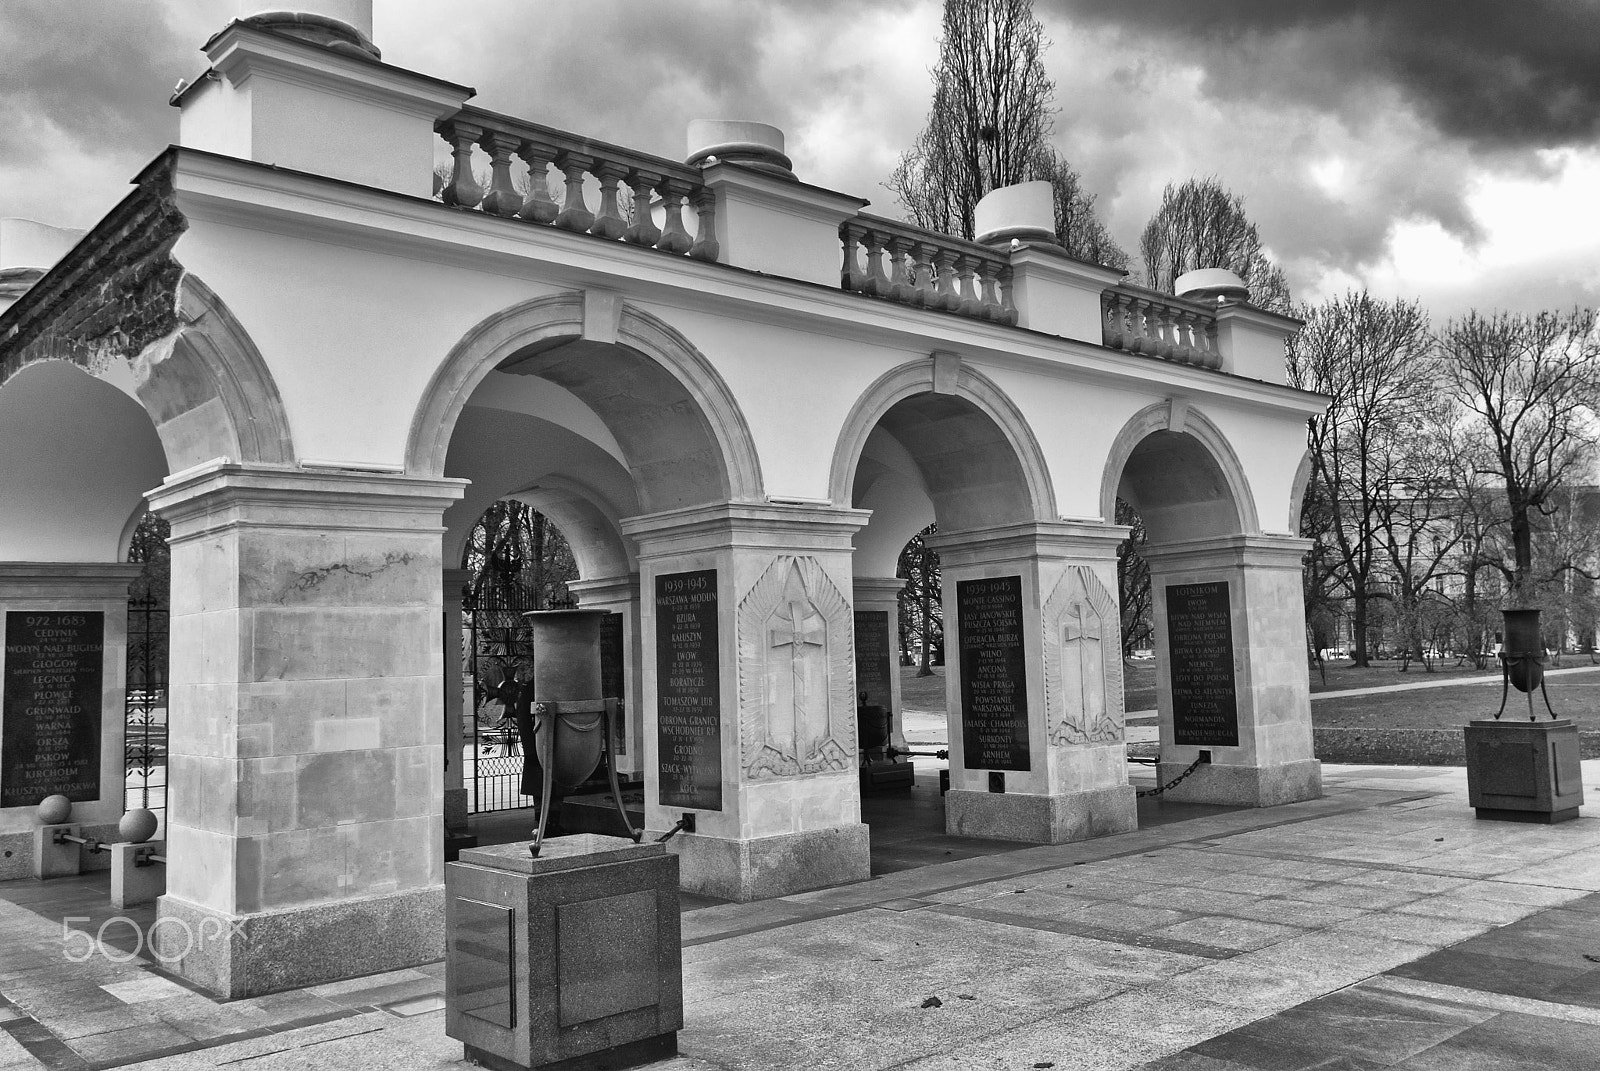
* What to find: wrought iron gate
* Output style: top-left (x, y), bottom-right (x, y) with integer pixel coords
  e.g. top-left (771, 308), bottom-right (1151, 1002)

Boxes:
top-left (125, 514), bottom-right (170, 826)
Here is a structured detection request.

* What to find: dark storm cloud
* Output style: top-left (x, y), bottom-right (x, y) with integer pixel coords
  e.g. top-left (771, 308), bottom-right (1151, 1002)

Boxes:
top-left (1043, 1), bottom-right (1600, 150)
top-left (0, 1), bottom-right (196, 161)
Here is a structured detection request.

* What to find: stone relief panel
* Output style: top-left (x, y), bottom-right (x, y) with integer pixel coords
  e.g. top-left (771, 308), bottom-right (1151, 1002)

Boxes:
top-left (1042, 565), bottom-right (1124, 746)
top-left (738, 556), bottom-right (855, 778)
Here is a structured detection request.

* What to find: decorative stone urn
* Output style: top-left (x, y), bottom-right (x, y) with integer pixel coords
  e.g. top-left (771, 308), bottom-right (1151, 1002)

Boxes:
top-left (1464, 607), bottom-right (1584, 823)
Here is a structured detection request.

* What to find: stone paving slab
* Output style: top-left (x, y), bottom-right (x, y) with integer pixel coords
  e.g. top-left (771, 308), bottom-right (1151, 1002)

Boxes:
top-left (0, 762), bottom-right (1595, 1070)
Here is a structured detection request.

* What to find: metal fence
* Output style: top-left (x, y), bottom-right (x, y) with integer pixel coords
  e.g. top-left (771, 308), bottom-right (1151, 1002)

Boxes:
top-left (125, 517), bottom-right (170, 828)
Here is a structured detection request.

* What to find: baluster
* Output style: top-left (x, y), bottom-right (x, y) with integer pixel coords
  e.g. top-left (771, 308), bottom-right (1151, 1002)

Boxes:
top-left (623, 169), bottom-right (662, 246)
top-left (1174, 311), bottom-right (1198, 363)
top-left (1154, 305), bottom-right (1177, 360)
top-left (1102, 293), bottom-right (1123, 349)
top-left (997, 266), bottom-right (1018, 326)
top-left (552, 151), bottom-right (595, 232)
top-left (932, 249), bottom-right (960, 311)
top-left (977, 260), bottom-right (1004, 320)
top-left (655, 179), bottom-right (694, 255)
top-left (438, 120), bottom-right (484, 209)
top-left (840, 225), bottom-right (865, 291)
top-left (515, 141), bottom-right (559, 223)
top-left (1128, 300), bottom-right (1152, 354)
top-left (863, 230), bottom-right (889, 297)
top-left (955, 255), bottom-right (982, 317)
top-left (887, 237), bottom-right (915, 303)
top-left (477, 131), bottom-right (521, 217)
top-left (913, 243), bottom-right (938, 307)
top-left (588, 161), bottom-right (628, 240)
top-left (1201, 319), bottom-right (1222, 369)
top-left (689, 189), bottom-right (719, 261)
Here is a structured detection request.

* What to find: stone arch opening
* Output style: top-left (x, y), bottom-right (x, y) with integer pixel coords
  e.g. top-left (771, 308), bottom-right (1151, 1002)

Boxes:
top-left (0, 360), bottom-right (169, 562)
top-left (832, 358), bottom-right (1055, 811)
top-left (410, 292), bottom-right (762, 512)
top-left (1103, 403), bottom-right (1257, 545)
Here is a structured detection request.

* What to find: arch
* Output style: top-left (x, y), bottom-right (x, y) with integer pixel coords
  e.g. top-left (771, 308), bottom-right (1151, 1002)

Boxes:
top-left (828, 357), bottom-right (1057, 525)
top-left (407, 293), bottom-right (763, 510)
top-left (1099, 401), bottom-right (1259, 543)
top-left (0, 360), bottom-right (169, 562)
top-left (1286, 448), bottom-right (1315, 536)
top-left (448, 480), bottom-right (632, 583)
top-left (129, 274), bottom-right (295, 470)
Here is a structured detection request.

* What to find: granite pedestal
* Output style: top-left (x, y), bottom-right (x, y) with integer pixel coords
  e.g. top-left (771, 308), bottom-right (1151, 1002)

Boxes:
top-left (446, 834), bottom-right (681, 1071)
top-left (1465, 718), bottom-right (1585, 823)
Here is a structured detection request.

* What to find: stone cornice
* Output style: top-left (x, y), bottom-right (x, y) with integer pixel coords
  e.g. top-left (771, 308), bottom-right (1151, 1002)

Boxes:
top-left (1141, 533), bottom-right (1310, 571)
top-left (926, 520), bottom-right (1130, 566)
top-left (148, 461), bottom-right (466, 542)
top-left (622, 502), bottom-right (871, 557)
top-left (161, 149), bottom-right (1328, 422)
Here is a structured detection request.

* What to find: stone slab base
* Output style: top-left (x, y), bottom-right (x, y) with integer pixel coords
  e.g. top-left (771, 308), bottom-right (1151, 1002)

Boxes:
top-left (155, 885), bottom-right (445, 999)
top-left (944, 786), bottom-right (1137, 843)
top-left (1159, 759), bottom-right (1322, 808)
top-left (668, 824), bottom-right (870, 902)
top-left (465, 1032), bottom-right (677, 1071)
top-left (1476, 806), bottom-right (1581, 825)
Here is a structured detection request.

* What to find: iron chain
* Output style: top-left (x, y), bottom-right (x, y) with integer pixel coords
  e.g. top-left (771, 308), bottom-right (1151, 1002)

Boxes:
top-left (1135, 756), bottom-right (1205, 798)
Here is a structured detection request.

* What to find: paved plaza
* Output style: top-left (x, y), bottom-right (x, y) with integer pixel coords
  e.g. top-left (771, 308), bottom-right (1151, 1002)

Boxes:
top-left (2, 760), bottom-right (1597, 1071)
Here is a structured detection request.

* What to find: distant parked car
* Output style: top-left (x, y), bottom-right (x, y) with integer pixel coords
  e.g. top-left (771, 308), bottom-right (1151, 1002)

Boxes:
top-left (1130, 649), bottom-right (1154, 660)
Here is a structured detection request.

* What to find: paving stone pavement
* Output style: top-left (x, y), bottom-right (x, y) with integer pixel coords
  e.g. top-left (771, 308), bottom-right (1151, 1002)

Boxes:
top-left (0, 761), bottom-right (1596, 1071)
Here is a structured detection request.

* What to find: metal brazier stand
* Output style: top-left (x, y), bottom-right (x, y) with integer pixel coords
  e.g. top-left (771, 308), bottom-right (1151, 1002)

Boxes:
top-left (1464, 608), bottom-right (1585, 824)
top-left (447, 611), bottom-right (680, 1071)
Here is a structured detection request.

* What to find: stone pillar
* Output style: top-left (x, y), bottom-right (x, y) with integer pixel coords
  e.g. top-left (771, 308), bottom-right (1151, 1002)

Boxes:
top-left (621, 503), bottom-right (871, 902)
top-left (146, 463), bottom-right (464, 998)
top-left (851, 577), bottom-right (906, 752)
top-left (929, 522), bottom-right (1136, 843)
top-left (442, 567), bottom-right (470, 842)
top-left (1142, 535), bottom-right (1321, 807)
top-left (0, 563), bottom-right (142, 880)
top-left (566, 574), bottom-right (642, 779)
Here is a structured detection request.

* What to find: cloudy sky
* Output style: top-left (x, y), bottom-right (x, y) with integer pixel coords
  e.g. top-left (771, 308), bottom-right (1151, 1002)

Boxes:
top-left (4, 0), bottom-right (1598, 319)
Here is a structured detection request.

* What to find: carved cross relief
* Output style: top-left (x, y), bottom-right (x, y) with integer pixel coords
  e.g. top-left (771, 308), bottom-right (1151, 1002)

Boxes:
top-left (738, 555), bottom-right (855, 778)
top-left (1043, 565), bottom-right (1124, 746)
top-left (767, 596), bottom-right (828, 761)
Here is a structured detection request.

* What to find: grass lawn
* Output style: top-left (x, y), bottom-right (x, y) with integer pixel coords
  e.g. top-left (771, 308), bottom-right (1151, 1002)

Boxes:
top-left (900, 660), bottom-right (1600, 731)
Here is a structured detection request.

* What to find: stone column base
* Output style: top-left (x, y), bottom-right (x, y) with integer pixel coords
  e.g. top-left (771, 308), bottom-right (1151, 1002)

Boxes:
top-left (666, 824), bottom-right (870, 902)
top-left (945, 786), bottom-right (1137, 843)
top-left (154, 885), bottom-right (445, 999)
top-left (1158, 759), bottom-right (1322, 808)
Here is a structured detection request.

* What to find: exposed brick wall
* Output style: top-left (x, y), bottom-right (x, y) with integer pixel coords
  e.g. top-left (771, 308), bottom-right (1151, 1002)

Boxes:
top-left (0, 154), bottom-right (186, 386)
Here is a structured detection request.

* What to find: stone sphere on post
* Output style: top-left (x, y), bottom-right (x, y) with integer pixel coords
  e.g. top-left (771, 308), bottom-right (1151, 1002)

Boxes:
top-left (37, 795), bottom-right (72, 824)
top-left (119, 808), bottom-right (160, 844)
top-left (973, 181), bottom-right (1057, 248)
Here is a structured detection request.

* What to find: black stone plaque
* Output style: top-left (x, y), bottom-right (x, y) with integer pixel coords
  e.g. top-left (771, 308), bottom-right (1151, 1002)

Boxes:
top-left (600, 612), bottom-right (626, 757)
top-left (957, 576), bottom-right (1030, 772)
top-left (451, 896), bottom-right (516, 1029)
top-left (853, 609), bottom-right (893, 712)
top-left (2, 611), bottom-right (105, 808)
top-left (1166, 582), bottom-right (1240, 747)
top-left (655, 569), bottom-right (722, 810)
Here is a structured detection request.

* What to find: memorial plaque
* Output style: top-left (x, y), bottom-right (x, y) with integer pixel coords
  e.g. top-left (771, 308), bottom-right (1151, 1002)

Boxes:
top-left (853, 609), bottom-right (893, 712)
top-left (655, 569), bottom-right (722, 810)
top-left (1166, 582), bottom-right (1239, 747)
top-left (599, 612), bottom-right (626, 756)
top-left (957, 576), bottom-right (1030, 771)
top-left (451, 897), bottom-right (516, 1028)
top-left (1, 611), bottom-right (105, 808)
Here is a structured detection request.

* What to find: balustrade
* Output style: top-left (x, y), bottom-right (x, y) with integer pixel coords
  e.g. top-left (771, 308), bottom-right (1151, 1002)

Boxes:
top-left (840, 217), bottom-right (1017, 325)
top-left (435, 108), bottom-right (718, 262)
top-left (1100, 284), bottom-right (1220, 370)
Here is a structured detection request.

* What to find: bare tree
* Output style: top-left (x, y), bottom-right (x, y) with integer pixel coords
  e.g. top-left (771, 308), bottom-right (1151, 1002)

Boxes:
top-left (896, 525), bottom-right (943, 676)
top-left (1287, 291), bottom-right (1435, 666)
top-left (1140, 177), bottom-right (1290, 312)
top-left (888, 0), bottom-right (1127, 267)
top-left (1114, 498), bottom-right (1152, 659)
top-left (1439, 308), bottom-right (1600, 606)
